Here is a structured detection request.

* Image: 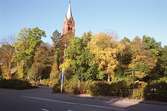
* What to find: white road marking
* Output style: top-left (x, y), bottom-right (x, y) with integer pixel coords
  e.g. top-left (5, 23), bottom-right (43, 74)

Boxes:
top-left (41, 108), bottom-right (49, 111)
top-left (23, 96), bottom-right (125, 111)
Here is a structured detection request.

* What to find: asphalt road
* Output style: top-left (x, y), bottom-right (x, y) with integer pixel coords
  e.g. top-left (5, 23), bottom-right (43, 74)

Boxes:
top-left (0, 87), bottom-right (122, 111)
top-left (0, 87), bottom-right (167, 111)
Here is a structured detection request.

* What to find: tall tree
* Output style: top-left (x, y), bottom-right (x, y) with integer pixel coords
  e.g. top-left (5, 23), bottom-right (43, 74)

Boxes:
top-left (14, 27), bottom-right (46, 79)
top-left (88, 33), bottom-right (118, 82)
top-left (61, 36), bottom-right (100, 81)
top-left (50, 30), bottom-right (62, 82)
top-left (116, 40), bottom-right (132, 76)
top-left (129, 37), bottom-right (157, 79)
top-left (28, 43), bottom-right (52, 81)
top-left (0, 44), bottom-right (15, 79)
top-left (143, 35), bottom-right (161, 57)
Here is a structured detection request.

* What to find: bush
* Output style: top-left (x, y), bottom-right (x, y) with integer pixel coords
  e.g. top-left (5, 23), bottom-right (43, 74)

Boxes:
top-left (0, 79), bottom-right (33, 90)
top-left (131, 81), bottom-right (147, 99)
top-left (89, 81), bottom-right (111, 96)
top-left (144, 79), bottom-right (167, 102)
top-left (89, 80), bottom-right (132, 97)
top-left (40, 79), bottom-right (50, 86)
top-left (52, 83), bottom-right (61, 93)
top-left (52, 77), bottom-right (94, 95)
top-left (80, 80), bottom-right (94, 94)
top-left (110, 80), bottom-right (132, 97)
top-left (64, 76), bottom-right (80, 94)
top-left (52, 76), bottom-right (79, 94)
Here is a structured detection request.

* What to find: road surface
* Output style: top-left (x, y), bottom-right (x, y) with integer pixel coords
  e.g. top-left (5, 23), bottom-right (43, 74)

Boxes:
top-left (0, 87), bottom-right (167, 111)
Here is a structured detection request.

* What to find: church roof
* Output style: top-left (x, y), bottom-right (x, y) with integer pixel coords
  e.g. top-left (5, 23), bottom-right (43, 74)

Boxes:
top-left (66, 0), bottom-right (73, 19)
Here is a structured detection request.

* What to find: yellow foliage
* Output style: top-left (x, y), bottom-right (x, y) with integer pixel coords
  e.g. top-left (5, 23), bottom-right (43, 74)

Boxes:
top-left (88, 33), bottom-right (118, 81)
top-left (60, 59), bottom-right (72, 72)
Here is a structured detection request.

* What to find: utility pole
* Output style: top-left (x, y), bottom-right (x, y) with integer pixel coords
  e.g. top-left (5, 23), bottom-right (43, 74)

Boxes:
top-left (60, 43), bottom-right (67, 93)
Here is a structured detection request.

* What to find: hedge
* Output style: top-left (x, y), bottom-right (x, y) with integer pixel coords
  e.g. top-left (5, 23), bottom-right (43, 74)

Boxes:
top-left (144, 81), bottom-right (167, 102)
top-left (0, 79), bottom-right (34, 90)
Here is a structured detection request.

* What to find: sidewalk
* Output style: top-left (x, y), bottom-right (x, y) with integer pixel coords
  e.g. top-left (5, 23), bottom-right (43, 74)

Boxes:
top-left (77, 94), bottom-right (167, 111)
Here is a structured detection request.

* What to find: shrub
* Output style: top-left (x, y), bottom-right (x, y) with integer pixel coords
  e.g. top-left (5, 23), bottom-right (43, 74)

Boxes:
top-left (40, 78), bottom-right (60, 87)
top-left (131, 81), bottom-right (147, 99)
top-left (0, 79), bottom-right (33, 90)
top-left (52, 83), bottom-right (61, 93)
top-left (40, 79), bottom-right (50, 86)
top-left (110, 80), bottom-right (131, 97)
top-left (144, 79), bottom-right (167, 102)
top-left (52, 76), bottom-right (80, 94)
top-left (0, 75), bottom-right (2, 80)
top-left (89, 81), bottom-right (111, 96)
top-left (64, 76), bottom-right (80, 94)
top-left (89, 80), bottom-right (132, 97)
top-left (80, 80), bottom-right (94, 94)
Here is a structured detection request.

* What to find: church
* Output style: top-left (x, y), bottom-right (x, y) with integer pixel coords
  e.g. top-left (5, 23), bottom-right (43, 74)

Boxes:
top-left (60, 0), bottom-right (75, 48)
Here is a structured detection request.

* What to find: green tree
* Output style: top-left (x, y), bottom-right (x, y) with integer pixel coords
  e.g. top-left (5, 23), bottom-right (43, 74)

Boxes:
top-left (116, 42), bottom-right (132, 77)
top-left (161, 46), bottom-right (167, 76)
top-left (28, 43), bottom-right (52, 81)
top-left (14, 27), bottom-right (46, 79)
top-left (129, 37), bottom-right (157, 79)
top-left (143, 35), bottom-right (161, 57)
top-left (50, 30), bottom-right (62, 82)
top-left (156, 46), bottom-right (167, 76)
top-left (61, 37), bottom-right (100, 81)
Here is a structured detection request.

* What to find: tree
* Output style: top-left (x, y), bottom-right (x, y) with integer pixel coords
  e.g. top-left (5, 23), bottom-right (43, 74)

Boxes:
top-left (0, 44), bottom-right (15, 79)
top-left (61, 36), bottom-right (100, 81)
top-left (88, 33), bottom-right (118, 82)
top-left (50, 30), bottom-right (62, 82)
top-left (161, 46), bottom-right (167, 75)
top-left (155, 46), bottom-right (167, 76)
top-left (143, 35), bottom-right (161, 57)
top-left (51, 30), bottom-right (61, 48)
top-left (128, 37), bottom-right (157, 79)
top-left (116, 41), bottom-right (132, 76)
top-left (14, 27), bottom-right (46, 79)
top-left (121, 37), bottom-right (131, 43)
top-left (27, 43), bottom-right (52, 81)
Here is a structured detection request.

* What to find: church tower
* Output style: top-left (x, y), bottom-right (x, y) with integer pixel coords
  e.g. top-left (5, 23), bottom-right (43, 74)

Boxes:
top-left (62, 0), bottom-right (75, 36)
top-left (60, 0), bottom-right (75, 62)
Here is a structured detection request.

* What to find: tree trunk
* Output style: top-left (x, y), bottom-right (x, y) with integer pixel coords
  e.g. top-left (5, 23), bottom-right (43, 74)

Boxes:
top-left (7, 62), bottom-right (12, 79)
top-left (107, 74), bottom-right (111, 82)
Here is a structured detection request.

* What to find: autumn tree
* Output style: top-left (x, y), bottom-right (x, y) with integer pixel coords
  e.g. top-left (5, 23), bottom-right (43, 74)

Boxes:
top-left (0, 44), bottom-right (15, 79)
top-left (88, 33), bottom-right (118, 82)
top-left (128, 37), bottom-right (157, 79)
top-left (28, 43), bottom-right (52, 81)
top-left (14, 27), bottom-right (46, 79)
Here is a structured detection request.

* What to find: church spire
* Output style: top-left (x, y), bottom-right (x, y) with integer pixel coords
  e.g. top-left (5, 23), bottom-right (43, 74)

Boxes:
top-left (66, 0), bottom-right (72, 19)
top-left (62, 0), bottom-right (75, 36)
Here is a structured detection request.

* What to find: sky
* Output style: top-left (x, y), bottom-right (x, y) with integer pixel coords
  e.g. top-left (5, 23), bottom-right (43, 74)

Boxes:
top-left (0, 0), bottom-right (167, 45)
